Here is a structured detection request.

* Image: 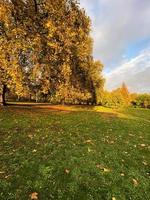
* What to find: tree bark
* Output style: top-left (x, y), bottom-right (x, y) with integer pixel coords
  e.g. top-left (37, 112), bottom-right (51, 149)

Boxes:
top-left (0, 84), bottom-right (7, 106)
top-left (33, 0), bottom-right (38, 13)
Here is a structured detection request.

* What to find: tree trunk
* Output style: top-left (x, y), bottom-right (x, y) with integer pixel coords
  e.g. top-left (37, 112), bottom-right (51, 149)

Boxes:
top-left (35, 92), bottom-right (38, 103)
top-left (91, 85), bottom-right (97, 105)
top-left (33, 0), bottom-right (38, 13)
top-left (0, 84), bottom-right (7, 106)
top-left (29, 94), bottom-right (32, 102)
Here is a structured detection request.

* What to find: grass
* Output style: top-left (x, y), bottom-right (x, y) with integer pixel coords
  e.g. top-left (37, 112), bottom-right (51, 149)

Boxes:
top-left (0, 104), bottom-right (150, 200)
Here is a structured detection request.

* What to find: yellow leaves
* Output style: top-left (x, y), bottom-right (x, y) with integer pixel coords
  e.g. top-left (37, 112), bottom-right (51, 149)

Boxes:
top-left (96, 164), bottom-right (111, 173)
top-left (28, 134), bottom-right (33, 139)
top-left (47, 42), bottom-right (58, 48)
top-left (112, 197), bottom-right (116, 200)
top-left (45, 20), bottom-right (53, 28)
top-left (88, 147), bottom-right (92, 153)
top-left (64, 169), bottom-right (70, 174)
top-left (132, 178), bottom-right (139, 186)
top-left (142, 161), bottom-right (148, 166)
top-left (84, 139), bottom-right (93, 145)
top-left (45, 20), bottom-right (57, 33)
top-left (11, 28), bottom-right (26, 38)
top-left (0, 5), bottom-right (10, 24)
top-left (30, 192), bottom-right (38, 200)
top-left (33, 36), bottom-right (41, 44)
top-left (103, 168), bottom-right (111, 173)
top-left (120, 173), bottom-right (125, 177)
top-left (140, 144), bottom-right (146, 147)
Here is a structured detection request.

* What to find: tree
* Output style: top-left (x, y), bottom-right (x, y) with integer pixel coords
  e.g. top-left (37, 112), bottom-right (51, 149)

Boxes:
top-left (0, 0), bottom-right (104, 105)
top-left (134, 94), bottom-right (150, 108)
top-left (119, 82), bottom-right (130, 105)
top-left (0, 1), bottom-right (28, 105)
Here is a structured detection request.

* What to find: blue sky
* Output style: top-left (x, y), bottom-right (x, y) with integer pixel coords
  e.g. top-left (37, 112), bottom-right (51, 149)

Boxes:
top-left (80, 0), bottom-right (150, 93)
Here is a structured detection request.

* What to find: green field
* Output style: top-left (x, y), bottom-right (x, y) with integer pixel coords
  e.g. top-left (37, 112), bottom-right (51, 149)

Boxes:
top-left (0, 105), bottom-right (150, 200)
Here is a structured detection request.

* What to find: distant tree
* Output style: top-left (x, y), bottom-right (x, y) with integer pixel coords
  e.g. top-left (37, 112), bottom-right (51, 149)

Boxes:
top-left (100, 83), bottom-right (131, 108)
top-left (100, 89), bottom-right (124, 108)
top-left (134, 94), bottom-right (150, 108)
top-left (119, 82), bottom-right (130, 105)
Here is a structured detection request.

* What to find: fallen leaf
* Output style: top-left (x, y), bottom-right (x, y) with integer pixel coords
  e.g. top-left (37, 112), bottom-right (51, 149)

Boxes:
top-left (84, 140), bottom-right (93, 144)
top-left (30, 192), bottom-right (38, 200)
top-left (96, 164), bottom-right (103, 169)
top-left (64, 169), bottom-right (70, 174)
top-left (132, 178), bottom-right (139, 186)
top-left (146, 172), bottom-right (150, 177)
top-left (32, 149), bottom-right (37, 153)
top-left (103, 168), bottom-right (111, 173)
top-left (120, 173), bottom-right (125, 176)
top-left (140, 144), bottom-right (146, 147)
top-left (142, 161), bottom-right (148, 166)
top-left (110, 140), bottom-right (115, 144)
top-left (28, 134), bottom-right (33, 139)
top-left (5, 175), bottom-right (11, 179)
top-left (96, 164), bottom-right (111, 172)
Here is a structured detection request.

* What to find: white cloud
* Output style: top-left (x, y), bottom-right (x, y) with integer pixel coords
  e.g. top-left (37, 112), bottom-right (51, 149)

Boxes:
top-left (105, 48), bottom-right (150, 93)
top-left (80, 0), bottom-right (150, 67)
top-left (80, 0), bottom-right (150, 93)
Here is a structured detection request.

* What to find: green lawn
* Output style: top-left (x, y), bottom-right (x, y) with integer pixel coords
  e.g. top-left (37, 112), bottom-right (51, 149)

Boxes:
top-left (0, 105), bottom-right (150, 200)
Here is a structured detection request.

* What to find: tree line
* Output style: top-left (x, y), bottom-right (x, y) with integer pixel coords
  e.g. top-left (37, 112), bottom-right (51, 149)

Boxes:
top-left (0, 0), bottom-right (104, 105)
top-left (100, 83), bottom-right (150, 109)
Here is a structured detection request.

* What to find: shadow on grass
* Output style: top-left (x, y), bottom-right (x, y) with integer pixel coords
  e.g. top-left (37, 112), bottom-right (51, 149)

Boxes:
top-left (1, 102), bottom-right (130, 119)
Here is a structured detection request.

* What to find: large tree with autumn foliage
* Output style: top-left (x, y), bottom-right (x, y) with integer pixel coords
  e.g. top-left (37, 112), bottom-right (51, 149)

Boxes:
top-left (0, 0), bottom-right (104, 105)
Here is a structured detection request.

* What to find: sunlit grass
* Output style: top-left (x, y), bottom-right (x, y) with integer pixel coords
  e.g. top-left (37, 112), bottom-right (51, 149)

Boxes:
top-left (0, 105), bottom-right (150, 200)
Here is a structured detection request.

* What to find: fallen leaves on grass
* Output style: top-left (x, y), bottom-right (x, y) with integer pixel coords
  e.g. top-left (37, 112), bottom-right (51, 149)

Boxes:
top-left (105, 139), bottom-right (115, 144)
top-left (96, 164), bottom-right (111, 173)
top-left (30, 192), bottom-right (38, 200)
top-left (5, 175), bottom-right (11, 179)
top-left (103, 168), bottom-right (111, 173)
top-left (28, 134), bottom-right (33, 139)
top-left (142, 161), bottom-right (148, 166)
top-left (88, 147), bottom-right (92, 153)
top-left (120, 173), bottom-right (125, 176)
top-left (140, 144), bottom-right (146, 147)
top-left (84, 139), bottom-right (93, 145)
top-left (64, 169), bottom-right (70, 174)
top-left (146, 172), bottom-right (150, 177)
top-left (129, 133), bottom-right (135, 137)
top-left (132, 178), bottom-right (139, 186)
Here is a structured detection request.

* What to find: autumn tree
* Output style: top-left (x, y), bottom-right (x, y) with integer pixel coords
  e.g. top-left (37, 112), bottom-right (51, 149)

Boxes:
top-left (0, 0), bottom-right (104, 105)
top-left (0, 1), bottom-right (28, 105)
top-left (119, 82), bottom-right (130, 105)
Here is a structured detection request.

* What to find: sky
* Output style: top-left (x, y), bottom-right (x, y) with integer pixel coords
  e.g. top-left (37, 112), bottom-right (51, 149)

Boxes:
top-left (80, 0), bottom-right (150, 93)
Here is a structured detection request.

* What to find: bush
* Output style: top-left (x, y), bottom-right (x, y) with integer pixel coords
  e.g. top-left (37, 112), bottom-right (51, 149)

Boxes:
top-left (132, 94), bottom-right (150, 108)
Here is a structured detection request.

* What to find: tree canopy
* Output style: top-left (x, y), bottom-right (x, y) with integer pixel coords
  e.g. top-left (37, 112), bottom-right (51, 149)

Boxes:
top-left (0, 0), bottom-right (104, 105)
